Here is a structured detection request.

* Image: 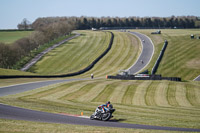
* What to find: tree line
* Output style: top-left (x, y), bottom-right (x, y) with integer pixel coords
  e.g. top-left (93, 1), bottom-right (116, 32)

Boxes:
top-left (0, 15), bottom-right (199, 69)
top-left (73, 16), bottom-right (199, 29)
top-left (21, 16), bottom-right (200, 30)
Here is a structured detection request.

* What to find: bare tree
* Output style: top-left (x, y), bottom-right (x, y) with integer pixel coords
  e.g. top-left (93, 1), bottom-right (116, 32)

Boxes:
top-left (17, 18), bottom-right (32, 30)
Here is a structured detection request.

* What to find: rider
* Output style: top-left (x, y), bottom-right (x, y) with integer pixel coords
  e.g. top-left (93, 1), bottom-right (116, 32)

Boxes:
top-left (101, 101), bottom-right (110, 113)
top-left (94, 101), bottom-right (111, 117)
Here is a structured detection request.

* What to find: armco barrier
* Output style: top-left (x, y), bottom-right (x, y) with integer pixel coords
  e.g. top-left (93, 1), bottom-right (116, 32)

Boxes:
top-left (151, 40), bottom-right (168, 74)
top-left (0, 31), bottom-right (114, 79)
top-left (107, 75), bottom-right (181, 82)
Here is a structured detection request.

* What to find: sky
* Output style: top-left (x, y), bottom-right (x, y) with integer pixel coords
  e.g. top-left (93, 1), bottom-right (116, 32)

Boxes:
top-left (0, 0), bottom-right (199, 29)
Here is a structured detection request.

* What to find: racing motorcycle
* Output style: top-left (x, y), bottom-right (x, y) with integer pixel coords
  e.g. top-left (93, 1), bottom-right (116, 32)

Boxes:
top-left (90, 104), bottom-right (115, 121)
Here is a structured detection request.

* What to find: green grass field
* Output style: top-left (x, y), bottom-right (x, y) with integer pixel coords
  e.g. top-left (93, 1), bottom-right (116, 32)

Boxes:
top-left (28, 31), bottom-right (111, 74)
top-left (131, 29), bottom-right (200, 81)
top-left (0, 31), bottom-right (32, 44)
top-left (28, 30), bottom-right (140, 76)
top-left (1, 79), bottom-right (200, 130)
top-left (78, 30), bottom-right (141, 78)
top-left (0, 68), bottom-right (34, 76)
top-left (0, 29), bottom-right (200, 132)
top-left (156, 30), bottom-right (200, 81)
top-left (0, 119), bottom-right (180, 133)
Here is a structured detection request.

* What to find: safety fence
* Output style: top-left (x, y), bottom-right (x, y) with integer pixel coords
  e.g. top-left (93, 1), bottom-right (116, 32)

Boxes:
top-left (0, 31), bottom-right (114, 79)
top-left (107, 75), bottom-right (181, 82)
top-left (151, 40), bottom-right (168, 74)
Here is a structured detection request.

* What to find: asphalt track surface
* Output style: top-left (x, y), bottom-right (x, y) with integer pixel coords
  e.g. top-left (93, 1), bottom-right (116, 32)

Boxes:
top-left (1, 103), bottom-right (200, 132)
top-left (0, 78), bottom-right (86, 96)
top-left (126, 32), bottom-right (154, 74)
top-left (194, 75), bottom-right (200, 81)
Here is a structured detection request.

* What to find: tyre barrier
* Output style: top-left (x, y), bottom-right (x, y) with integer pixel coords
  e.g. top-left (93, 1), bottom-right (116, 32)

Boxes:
top-left (0, 32), bottom-right (114, 79)
top-left (107, 75), bottom-right (181, 82)
top-left (151, 40), bottom-right (168, 75)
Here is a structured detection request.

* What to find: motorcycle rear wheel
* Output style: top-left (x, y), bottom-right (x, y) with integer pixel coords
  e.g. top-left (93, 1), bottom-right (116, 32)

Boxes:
top-left (101, 113), bottom-right (111, 121)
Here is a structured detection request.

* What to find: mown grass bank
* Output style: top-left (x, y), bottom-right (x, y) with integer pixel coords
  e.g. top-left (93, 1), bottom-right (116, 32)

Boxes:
top-left (27, 30), bottom-right (140, 77)
top-left (0, 30), bottom-right (140, 86)
top-left (28, 31), bottom-right (110, 74)
top-left (1, 79), bottom-right (199, 129)
top-left (1, 29), bottom-right (200, 132)
top-left (0, 31), bottom-right (32, 44)
top-left (79, 30), bottom-right (141, 78)
top-left (0, 119), bottom-right (180, 133)
top-left (130, 29), bottom-right (200, 80)
top-left (156, 29), bottom-right (200, 81)
top-left (0, 34), bottom-right (74, 75)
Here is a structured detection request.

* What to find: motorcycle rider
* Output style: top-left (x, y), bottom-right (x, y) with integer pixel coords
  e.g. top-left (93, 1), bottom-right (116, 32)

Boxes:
top-left (94, 101), bottom-right (111, 118)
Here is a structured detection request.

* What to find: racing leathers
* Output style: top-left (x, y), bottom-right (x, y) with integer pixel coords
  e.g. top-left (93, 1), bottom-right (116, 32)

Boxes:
top-left (94, 103), bottom-right (110, 117)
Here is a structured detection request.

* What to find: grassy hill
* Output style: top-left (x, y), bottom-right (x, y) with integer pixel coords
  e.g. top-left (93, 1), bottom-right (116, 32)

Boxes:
top-left (0, 29), bottom-right (200, 132)
top-left (131, 29), bottom-right (200, 81)
top-left (28, 30), bottom-right (140, 76)
top-left (157, 30), bottom-right (200, 81)
top-left (0, 31), bottom-right (32, 44)
top-left (28, 30), bottom-right (110, 74)
top-left (1, 79), bottom-right (200, 130)
top-left (79, 30), bottom-right (141, 78)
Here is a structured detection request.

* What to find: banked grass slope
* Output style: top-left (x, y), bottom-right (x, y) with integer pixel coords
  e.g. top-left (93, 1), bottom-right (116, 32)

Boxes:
top-left (28, 30), bottom-right (111, 75)
top-left (1, 79), bottom-right (200, 129)
top-left (0, 30), bottom-right (140, 85)
top-left (27, 30), bottom-right (140, 77)
top-left (131, 29), bottom-right (200, 81)
top-left (0, 30), bottom-right (200, 132)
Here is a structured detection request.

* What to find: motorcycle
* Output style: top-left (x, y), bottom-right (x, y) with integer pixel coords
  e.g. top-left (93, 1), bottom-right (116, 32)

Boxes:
top-left (90, 104), bottom-right (115, 121)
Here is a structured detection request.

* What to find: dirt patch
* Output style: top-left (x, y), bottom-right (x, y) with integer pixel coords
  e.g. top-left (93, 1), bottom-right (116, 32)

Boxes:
top-left (185, 59), bottom-right (200, 69)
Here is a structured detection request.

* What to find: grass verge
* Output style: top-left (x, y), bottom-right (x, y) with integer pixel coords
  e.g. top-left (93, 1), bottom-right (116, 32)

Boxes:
top-left (0, 119), bottom-right (182, 133)
top-left (0, 79), bottom-right (199, 129)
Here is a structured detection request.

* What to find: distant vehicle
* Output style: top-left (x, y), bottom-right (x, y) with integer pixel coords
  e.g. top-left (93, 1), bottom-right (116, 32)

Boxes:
top-left (151, 30), bottom-right (161, 34)
top-left (92, 28), bottom-right (97, 31)
top-left (135, 74), bottom-right (150, 77)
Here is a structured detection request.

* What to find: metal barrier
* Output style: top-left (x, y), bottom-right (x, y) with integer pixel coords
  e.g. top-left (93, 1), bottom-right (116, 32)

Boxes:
top-left (107, 75), bottom-right (181, 82)
top-left (151, 40), bottom-right (168, 74)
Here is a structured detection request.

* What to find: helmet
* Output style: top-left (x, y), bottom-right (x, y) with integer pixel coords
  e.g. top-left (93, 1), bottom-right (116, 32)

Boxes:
top-left (106, 101), bottom-right (110, 104)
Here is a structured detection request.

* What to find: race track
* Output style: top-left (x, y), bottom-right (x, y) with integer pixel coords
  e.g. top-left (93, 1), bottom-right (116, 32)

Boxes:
top-left (194, 75), bottom-right (200, 81)
top-left (0, 103), bottom-right (199, 132)
top-left (126, 32), bottom-right (154, 74)
top-left (0, 31), bottom-right (200, 132)
top-left (0, 78), bottom-right (87, 96)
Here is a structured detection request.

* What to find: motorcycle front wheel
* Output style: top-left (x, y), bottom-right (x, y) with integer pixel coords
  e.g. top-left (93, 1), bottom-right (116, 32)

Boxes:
top-left (90, 115), bottom-right (95, 120)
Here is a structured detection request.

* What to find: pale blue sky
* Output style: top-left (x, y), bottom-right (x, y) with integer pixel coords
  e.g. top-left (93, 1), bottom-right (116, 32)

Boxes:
top-left (0, 0), bottom-right (199, 29)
